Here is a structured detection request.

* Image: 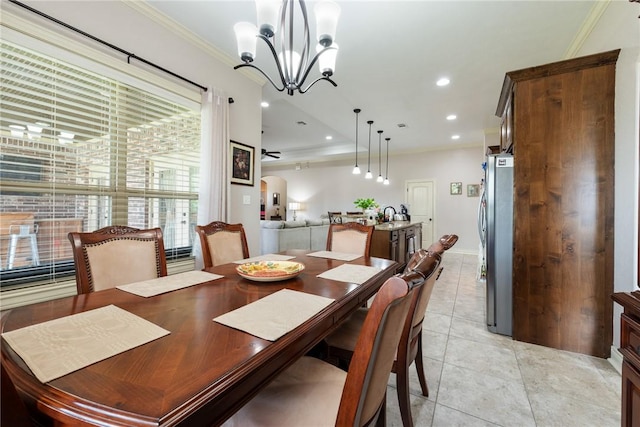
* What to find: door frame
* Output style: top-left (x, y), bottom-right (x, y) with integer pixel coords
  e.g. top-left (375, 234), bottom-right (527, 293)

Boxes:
top-left (405, 179), bottom-right (436, 250)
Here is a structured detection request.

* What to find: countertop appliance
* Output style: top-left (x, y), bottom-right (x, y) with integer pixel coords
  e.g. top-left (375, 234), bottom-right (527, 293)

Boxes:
top-left (479, 153), bottom-right (514, 336)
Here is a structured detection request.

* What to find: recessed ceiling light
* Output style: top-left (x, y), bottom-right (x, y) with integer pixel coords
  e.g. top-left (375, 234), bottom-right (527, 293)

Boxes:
top-left (436, 77), bottom-right (450, 87)
top-left (451, 134), bottom-right (460, 140)
top-left (446, 114), bottom-right (457, 121)
top-left (325, 135), bottom-right (333, 140)
top-left (261, 101), bottom-right (269, 108)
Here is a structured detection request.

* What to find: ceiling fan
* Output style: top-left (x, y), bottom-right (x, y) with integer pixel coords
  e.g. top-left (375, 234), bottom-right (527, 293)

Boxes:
top-left (261, 148), bottom-right (281, 159)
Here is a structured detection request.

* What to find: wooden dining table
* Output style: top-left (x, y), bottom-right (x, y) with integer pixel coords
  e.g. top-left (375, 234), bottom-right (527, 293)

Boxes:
top-left (1, 250), bottom-right (397, 426)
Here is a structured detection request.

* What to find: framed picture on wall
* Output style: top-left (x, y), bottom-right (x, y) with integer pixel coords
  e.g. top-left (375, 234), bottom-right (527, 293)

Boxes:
top-left (230, 140), bottom-right (254, 186)
top-left (450, 182), bottom-right (462, 195)
top-left (467, 184), bottom-right (480, 197)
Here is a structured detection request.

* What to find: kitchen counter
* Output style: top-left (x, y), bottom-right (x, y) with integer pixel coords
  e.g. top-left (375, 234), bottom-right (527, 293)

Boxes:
top-left (374, 221), bottom-right (421, 231)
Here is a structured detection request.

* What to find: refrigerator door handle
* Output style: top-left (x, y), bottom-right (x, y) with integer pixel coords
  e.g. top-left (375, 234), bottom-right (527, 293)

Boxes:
top-left (477, 188), bottom-right (486, 247)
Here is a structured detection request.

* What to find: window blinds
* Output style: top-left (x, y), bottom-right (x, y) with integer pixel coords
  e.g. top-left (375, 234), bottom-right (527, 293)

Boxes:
top-left (0, 40), bottom-right (201, 284)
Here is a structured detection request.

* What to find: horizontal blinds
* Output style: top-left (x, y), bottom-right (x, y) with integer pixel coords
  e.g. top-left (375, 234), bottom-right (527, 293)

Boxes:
top-left (0, 40), bottom-right (201, 284)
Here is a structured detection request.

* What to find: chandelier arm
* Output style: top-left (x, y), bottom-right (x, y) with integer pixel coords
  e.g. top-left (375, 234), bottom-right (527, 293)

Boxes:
top-left (297, 46), bottom-right (336, 89)
top-left (298, 76), bottom-right (337, 94)
top-left (296, 0), bottom-right (311, 84)
top-left (256, 34), bottom-right (288, 89)
top-left (280, 0), bottom-right (292, 85)
top-left (233, 63), bottom-right (286, 93)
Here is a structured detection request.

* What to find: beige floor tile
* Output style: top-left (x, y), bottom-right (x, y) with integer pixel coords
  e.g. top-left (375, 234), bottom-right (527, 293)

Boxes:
top-left (527, 391), bottom-right (620, 426)
top-left (427, 293), bottom-right (456, 316)
top-left (424, 310), bottom-right (452, 335)
top-left (438, 363), bottom-right (536, 426)
top-left (422, 329), bottom-right (449, 361)
top-left (432, 404), bottom-right (501, 426)
top-left (449, 314), bottom-right (514, 350)
top-left (386, 384), bottom-right (435, 427)
top-left (378, 253), bottom-right (621, 426)
top-left (444, 335), bottom-right (522, 382)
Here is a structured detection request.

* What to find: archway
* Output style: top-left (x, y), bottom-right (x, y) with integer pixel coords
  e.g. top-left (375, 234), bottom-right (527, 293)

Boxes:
top-left (261, 176), bottom-right (287, 220)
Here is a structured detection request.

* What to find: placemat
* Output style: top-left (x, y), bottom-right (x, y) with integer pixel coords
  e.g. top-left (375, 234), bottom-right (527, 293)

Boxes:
top-left (213, 289), bottom-right (334, 341)
top-left (316, 264), bottom-right (383, 284)
top-left (117, 270), bottom-right (222, 297)
top-left (2, 305), bottom-right (170, 383)
top-left (307, 250), bottom-right (362, 261)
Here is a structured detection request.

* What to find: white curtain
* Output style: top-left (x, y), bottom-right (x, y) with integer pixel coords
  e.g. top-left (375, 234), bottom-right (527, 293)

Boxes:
top-left (194, 87), bottom-right (230, 269)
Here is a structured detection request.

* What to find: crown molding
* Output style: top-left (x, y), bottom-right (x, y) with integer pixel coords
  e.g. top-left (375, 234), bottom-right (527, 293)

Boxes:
top-left (564, 0), bottom-right (611, 58)
top-left (123, 0), bottom-right (265, 86)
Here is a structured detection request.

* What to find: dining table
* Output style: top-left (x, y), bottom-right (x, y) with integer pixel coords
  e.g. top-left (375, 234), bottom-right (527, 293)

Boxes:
top-left (1, 249), bottom-right (397, 426)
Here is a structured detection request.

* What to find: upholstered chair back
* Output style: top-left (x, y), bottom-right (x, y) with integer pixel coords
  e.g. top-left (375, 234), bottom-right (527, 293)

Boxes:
top-left (326, 222), bottom-right (374, 257)
top-left (68, 226), bottom-right (167, 294)
top-left (196, 221), bottom-right (249, 268)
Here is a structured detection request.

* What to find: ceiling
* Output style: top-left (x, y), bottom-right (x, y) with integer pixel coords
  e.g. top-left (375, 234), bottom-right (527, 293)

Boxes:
top-left (146, 0), bottom-right (603, 165)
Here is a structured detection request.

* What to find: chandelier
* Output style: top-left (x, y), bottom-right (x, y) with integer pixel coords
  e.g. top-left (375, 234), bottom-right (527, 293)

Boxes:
top-left (233, 0), bottom-right (341, 96)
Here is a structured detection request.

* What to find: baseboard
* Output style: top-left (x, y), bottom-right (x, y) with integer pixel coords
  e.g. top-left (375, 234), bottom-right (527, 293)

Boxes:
top-left (609, 345), bottom-right (623, 375)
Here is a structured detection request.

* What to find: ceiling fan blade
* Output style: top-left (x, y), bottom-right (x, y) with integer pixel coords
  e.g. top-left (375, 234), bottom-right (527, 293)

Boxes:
top-left (261, 149), bottom-right (281, 159)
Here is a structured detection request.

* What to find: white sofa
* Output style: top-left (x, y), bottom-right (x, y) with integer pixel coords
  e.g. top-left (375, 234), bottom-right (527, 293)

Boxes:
top-left (260, 219), bottom-right (330, 255)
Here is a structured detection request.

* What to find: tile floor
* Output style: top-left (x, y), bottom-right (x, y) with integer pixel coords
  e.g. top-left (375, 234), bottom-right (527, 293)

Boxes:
top-left (383, 253), bottom-right (622, 427)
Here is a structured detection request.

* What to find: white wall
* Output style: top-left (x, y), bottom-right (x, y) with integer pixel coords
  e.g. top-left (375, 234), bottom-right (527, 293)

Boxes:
top-left (578, 0), bottom-right (640, 349)
top-left (263, 145), bottom-right (485, 253)
top-left (3, 0), bottom-right (264, 256)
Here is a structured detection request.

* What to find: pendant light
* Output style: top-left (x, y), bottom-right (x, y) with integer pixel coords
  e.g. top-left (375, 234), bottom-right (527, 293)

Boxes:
top-left (352, 108), bottom-right (361, 174)
top-left (376, 130), bottom-right (384, 182)
top-left (384, 137), bottom-right (390, 185)
top-left (365, 120), bottom-right (374, 179)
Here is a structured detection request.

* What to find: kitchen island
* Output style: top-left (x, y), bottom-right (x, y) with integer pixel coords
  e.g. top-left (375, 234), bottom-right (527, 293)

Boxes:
top-left (371, 221), bottom-right (422, 271)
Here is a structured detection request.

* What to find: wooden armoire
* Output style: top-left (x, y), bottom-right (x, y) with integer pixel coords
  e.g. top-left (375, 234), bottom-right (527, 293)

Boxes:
top-left (496, 50), bottom-right (619, 358)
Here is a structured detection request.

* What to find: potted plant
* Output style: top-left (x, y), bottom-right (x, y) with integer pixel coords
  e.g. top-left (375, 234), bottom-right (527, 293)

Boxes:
top-left (353, 198), bottom-right (379, 211)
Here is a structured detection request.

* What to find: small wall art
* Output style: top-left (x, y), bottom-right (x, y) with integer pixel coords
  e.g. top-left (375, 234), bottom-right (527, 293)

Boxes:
top-left (467, 184), bottom-right (480, 197)
top-left (230, 140), bottom-right (254, 186)
top-left (450, 182), bottom-right (462, 195)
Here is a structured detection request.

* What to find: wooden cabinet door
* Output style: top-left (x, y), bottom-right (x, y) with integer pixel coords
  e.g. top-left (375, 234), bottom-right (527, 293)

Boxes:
top-left (623, 361), bottom-right (640, 427)
top-left (511, 53), bottom-right (616, 358)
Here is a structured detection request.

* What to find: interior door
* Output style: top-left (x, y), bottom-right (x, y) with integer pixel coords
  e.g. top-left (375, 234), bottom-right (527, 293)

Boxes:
top-left (406, 180), bottom-right (434, 249)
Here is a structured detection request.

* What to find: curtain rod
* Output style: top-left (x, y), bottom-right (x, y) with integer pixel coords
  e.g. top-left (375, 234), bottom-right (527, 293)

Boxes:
top-left (8, 0), bottom-right (208, 92)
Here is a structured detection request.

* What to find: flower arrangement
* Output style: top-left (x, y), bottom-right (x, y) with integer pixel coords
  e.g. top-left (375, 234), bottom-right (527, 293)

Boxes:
top-left (353, 198), bottom-right (379, 211)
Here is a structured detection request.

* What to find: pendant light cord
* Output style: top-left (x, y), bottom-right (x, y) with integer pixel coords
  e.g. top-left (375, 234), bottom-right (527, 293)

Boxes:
top-left (366, 120), bottom-right (373, 174)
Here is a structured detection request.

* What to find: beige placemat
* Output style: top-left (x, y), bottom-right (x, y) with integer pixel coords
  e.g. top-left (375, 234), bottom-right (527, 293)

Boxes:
top-left (316, 264), bottom-right (383, 284)
top-left (1, 305), bottom-right (170, 383)
top-left (116, 270), bottom-right (222, 297)
top-left (213, 289), bottom-right (334, 341)
top-left (307, 250), bottom-right (362, 261)
top-left (233, 254), bottom-right (296, 264)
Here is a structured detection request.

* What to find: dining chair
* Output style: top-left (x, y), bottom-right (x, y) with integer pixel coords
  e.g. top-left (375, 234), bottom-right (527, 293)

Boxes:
top-left (327, 211), bottom-right (342, 224)
top-left (195, 221), bottom-right (250, 268)
top-left (223, 274), bottom-right (418, 427)
top-left (68, 225), bottom-right (168, 295)
top-left (326, 221), bottom-right (374, 257)
top-left (324, 234), bottom-right (458, 427)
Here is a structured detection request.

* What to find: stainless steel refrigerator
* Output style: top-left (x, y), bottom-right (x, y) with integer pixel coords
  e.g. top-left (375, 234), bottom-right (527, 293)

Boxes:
top-left (479, 153), bottom-right (514, 336)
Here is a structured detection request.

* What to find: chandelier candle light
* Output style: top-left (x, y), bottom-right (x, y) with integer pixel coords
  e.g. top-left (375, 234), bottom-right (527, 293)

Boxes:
top-left (233, 0), bottom-right (341, 96)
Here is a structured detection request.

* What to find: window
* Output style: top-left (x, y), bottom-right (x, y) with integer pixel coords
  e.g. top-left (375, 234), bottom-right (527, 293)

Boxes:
top-left (0, 41), bottom-right (201, 286)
